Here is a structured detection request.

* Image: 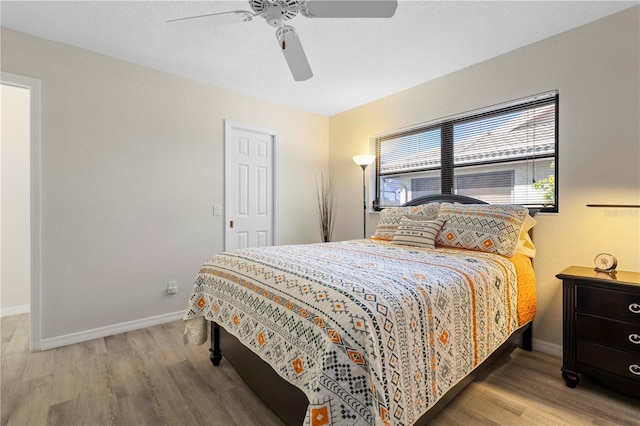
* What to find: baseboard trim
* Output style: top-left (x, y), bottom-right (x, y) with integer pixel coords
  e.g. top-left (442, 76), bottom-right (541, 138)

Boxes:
top-left (36, 310), bottom-right (564, 356)
top-left (511, 333), bottom-right (562, 358)
top-left (0, 304), bottom-right (30, 317)
top-left (40, 310), bottom-right (185, 351)
top-left (532, 338), bottom-right (562, 358)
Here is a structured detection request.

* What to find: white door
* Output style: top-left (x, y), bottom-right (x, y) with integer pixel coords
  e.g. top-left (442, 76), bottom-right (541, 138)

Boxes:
top-left (225, 121), bottom-right (278, 250)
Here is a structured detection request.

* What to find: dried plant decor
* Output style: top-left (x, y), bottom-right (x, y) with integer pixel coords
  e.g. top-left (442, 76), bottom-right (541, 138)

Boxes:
top-left (313, 170), bottom-right (337, 242)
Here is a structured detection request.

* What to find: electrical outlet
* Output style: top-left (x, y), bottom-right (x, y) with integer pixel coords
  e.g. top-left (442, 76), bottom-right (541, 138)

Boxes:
top-left (167, 281), bottom-right (178, 295)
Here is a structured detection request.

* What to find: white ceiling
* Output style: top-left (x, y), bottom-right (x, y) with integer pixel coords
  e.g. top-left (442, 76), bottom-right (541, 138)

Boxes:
top-left (2, 1), bottom-right (637, 116)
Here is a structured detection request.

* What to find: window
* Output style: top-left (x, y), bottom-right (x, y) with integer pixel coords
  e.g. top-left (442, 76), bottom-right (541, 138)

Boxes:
top-left (455, 170), bottom-right (514, 200)
top-left (374, 91), bottom-right (558, 212)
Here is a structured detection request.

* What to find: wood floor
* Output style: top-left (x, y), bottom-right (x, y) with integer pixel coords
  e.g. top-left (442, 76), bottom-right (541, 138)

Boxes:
top-left (2, 313), bottom-right (638, 426)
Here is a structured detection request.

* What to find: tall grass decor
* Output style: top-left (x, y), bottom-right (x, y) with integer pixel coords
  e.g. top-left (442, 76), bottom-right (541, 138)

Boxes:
top-left (313, 170), bottom-right (337, 243)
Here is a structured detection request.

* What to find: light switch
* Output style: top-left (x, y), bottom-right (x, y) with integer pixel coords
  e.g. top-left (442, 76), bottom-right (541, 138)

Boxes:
top-left (213, 204), bottom-right (222, 216)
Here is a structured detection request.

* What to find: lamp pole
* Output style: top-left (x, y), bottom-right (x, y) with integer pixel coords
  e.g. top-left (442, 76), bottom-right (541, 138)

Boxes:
top-left (360, 164), bottom-right (367, 238)
top-left (352, 154), bottom-right (376, 239)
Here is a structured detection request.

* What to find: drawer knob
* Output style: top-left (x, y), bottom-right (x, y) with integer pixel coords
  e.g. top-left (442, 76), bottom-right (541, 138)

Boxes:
top-left (630, 364), bottom-right (640, 376)
top-left (630, 334), bottom-right (640, 344)
top-left (630, 303), bottom-right (640, 314)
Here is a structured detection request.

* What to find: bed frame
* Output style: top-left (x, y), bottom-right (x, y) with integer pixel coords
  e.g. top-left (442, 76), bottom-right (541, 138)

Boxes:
top-left (207, 194), bottom-right (534, 425)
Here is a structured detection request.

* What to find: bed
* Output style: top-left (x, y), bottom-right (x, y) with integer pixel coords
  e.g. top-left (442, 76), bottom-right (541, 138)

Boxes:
top-left (184, 194), bottom-right (537, 426)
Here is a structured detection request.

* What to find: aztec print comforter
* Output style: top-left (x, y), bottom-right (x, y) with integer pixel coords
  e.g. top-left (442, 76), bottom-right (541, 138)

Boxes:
top-left (184, 239), bottom-right (536, 426)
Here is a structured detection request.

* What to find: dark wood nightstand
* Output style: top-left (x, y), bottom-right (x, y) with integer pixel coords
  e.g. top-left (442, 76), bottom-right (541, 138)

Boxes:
top-left (557, 266), bottom-right (640, 398)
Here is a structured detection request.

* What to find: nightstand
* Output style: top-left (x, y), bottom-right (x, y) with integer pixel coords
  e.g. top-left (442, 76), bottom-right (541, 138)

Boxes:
top-left (557, 266), bottom-right (640, 398)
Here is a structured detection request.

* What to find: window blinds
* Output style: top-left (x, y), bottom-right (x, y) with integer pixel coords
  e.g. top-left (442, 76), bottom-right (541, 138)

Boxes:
top-left (374, 91), bottom-right (558, 211)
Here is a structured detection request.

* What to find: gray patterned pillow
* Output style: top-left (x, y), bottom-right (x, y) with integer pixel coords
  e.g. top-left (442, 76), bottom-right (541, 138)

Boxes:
top-left (392, 218), bottom-right (445, 249)
top-left (436, 203), bottom-right (528, 256)
top-left (373, 203), bottom-right (440, 241)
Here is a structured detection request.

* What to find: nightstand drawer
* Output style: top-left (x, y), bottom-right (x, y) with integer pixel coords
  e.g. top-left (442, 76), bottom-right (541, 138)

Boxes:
top-left (577, 340), bottom-right (640, 382)
top-left (577, 286), bottom-right (640, 324)
top-left (559, 266), bottom-right (640, 396)
top-left (576, 314), bottom-right (640, 354)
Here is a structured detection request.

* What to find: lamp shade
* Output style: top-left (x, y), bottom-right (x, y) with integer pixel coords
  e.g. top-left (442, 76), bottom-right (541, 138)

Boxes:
top-left (352, 154), bottom-right (376, 166)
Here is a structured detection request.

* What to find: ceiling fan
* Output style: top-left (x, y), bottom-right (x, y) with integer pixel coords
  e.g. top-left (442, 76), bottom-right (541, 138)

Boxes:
top-left (166, 0), bottom-right (398, 81)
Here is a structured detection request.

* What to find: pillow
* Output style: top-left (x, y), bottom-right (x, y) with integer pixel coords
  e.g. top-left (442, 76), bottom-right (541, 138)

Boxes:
top-left (372, 203), bottom-right (439, 241)
top-left (515, 214), bottom-right (537, 258)
top-left (392, 217), bottom-right (445, 249)
top-left (436, 203), bottom-right (528, 257)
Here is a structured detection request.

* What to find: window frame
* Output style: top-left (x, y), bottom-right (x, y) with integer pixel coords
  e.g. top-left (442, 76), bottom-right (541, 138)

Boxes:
top-left (373, 92), bottom-right (559, 213)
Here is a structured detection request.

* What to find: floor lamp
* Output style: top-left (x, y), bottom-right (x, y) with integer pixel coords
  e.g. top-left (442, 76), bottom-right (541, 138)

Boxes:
top-left (352, 154), bottom-right (376, 239)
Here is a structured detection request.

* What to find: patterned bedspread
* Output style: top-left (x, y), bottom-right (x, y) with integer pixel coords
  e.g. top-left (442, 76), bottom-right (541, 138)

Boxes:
top-left (184, 239), bottom-right (533, 426)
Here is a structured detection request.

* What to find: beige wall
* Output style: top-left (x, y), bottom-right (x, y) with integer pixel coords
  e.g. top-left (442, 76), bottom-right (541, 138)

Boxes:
top-left (0, 28), bottom-right (329, 340)
top-left (2, 7), bottom-right (638, 351)
top-left (329, 6), bottom-right (640, 351)
top-left (0, 83), bottom-right (31, 313)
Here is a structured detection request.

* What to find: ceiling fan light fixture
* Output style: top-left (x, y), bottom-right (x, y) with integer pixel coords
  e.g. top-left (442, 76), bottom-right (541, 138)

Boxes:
top-left (251, 0), bottom-right (299, 26)
top-left (166, 0), bottom-right (398, 81)
top-left (263, 4), bottom-right (289, 27)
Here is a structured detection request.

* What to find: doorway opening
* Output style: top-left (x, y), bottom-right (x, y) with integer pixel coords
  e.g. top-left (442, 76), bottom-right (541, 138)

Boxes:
top-left (1, 73), bottom-right (42, 351)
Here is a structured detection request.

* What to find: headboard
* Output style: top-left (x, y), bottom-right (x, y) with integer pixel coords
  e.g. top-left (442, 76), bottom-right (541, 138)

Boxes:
top-left (402, 194), bottom-right (538, 216)
top-left (402, 194), bottom-right (487, 206)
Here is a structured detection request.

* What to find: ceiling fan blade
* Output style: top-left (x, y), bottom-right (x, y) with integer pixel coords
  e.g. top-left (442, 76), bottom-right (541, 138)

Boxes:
top-left (300, 0), bottom-right (398, 18)
top-left (166, 11), bottom-right (254, 30)
top-left (276, 26), bottom-right (313, 82)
